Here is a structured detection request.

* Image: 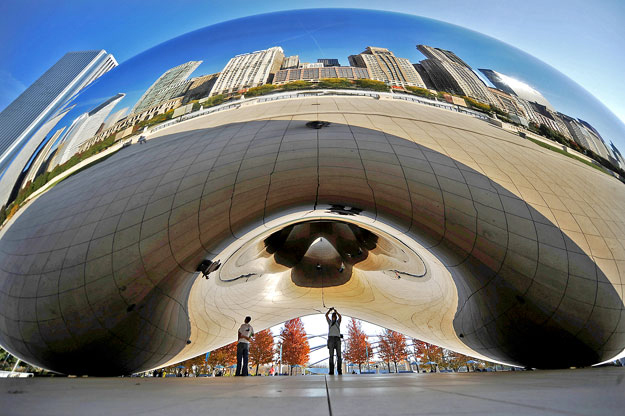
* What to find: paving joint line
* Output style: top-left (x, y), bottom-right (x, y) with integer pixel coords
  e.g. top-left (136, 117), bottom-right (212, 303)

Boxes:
top-left (324, 375), bottom-right (333, 416)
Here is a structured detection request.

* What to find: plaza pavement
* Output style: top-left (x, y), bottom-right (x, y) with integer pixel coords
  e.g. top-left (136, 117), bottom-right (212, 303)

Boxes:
top-left (1, 367), bottom-right (624, 415)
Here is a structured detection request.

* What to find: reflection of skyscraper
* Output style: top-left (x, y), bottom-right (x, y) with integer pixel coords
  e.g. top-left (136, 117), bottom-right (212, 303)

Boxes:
top-left (182, 74), bottom-right (219, 104)
top-left (102, 107), bottom-right (129, 130)
top-left (300, 62), bottom-right (324, 68)
top-left (55, 93), bottom-right (125, 166)
top-left (281, 55), bottom-right (300, 69)
top-left (487, 87), bottom-right (526, 119)
top-left (348, 47), bottom-right (426, 89)
top-left (317, 58), bottom-right (340, 67)
top-left (22, 126), bottom-right (66, 187)
top-left (479, 69), bottom-right (554, 111)
top-left (558, 113), bottom-right (613, 158)
top-left (273, 66), bottom-right (370, 85)
top-left (132, 61), bottom-right (202, 113)
top-left (577, 119), bottom-right (611, 160)
top-left (0, 50), bottom-right (117, 176)
top-left (610, 142), bottom-right (625, 168)
top-left (0, 106), bottom-right (73, 203)
top-left (416, 45), bottom-right (495, 105)
top-left (210, 47), bottom-right (285, 96)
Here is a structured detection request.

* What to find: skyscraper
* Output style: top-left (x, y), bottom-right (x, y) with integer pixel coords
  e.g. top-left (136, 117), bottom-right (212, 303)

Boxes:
top-left (348, 47), bottom-right (426, 89)
top-left (21, 125), bottom-right (66, 187)
top-left (273, 66), bottom-right (370, 85)
top-left (54, 93), bottom-right (125, 167)
top-left (479, 69), bottom-right (554, 111)
top-left (317, 58), bottom-right (340, 67)
top-left (281, 55), bottom-right (300, 69)
top-left (132, 61), bottom-right (202, 113)
top-left (0, 50), bottom-right (117, 171)
top-left (210, 47), bottom-right (285, 96)
top-left (416, 45), bottom-right (495, 105)
top-left (0, 50), bottom-right (117, 205)
top-left (181, 74), bottom-right (219, 104)
top-left (610, 142), bottom-right (625, 168)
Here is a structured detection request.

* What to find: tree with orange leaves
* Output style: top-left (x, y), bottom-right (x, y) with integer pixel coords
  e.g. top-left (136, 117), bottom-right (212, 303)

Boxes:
top-left (343, 318), bottom-right (371, 372)
top-left (279, 318), bottom-right (310, 375)
top-left (412, 339), bottom-right (444, 372)
top-left (378, 329), bottom-right (408, 373)
top-left (207, 342), bottom-right (237, 369)
top-left (249, 329), bottom-right (275, 375)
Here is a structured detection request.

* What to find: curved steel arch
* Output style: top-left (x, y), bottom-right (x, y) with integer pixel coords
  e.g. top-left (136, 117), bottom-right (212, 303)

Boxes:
top-left (0, 96), bottom-right (623, 375)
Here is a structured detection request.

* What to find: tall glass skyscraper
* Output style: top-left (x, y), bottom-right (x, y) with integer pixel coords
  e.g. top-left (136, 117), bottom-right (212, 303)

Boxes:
top-left (132, 61), bottom-right (202, 113)
top-left (417, 45), bottom-right (496, 105)
top-left (0, 50), bottom-right (117, 204)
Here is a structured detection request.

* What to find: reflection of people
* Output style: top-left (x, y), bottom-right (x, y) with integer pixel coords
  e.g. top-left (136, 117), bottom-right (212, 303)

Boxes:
top-left (236, 316), bottom-right (254, 376)
top-left (325, 307), bottom-right (342, 375)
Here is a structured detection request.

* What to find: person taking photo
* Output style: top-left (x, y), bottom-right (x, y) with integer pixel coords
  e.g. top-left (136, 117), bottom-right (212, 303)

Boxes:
top-left (325, 307), bottom-right (342, 375)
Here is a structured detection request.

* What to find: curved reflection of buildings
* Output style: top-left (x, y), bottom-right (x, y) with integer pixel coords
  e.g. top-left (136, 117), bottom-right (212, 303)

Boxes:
top-left (0, 9), bottom-right (625, 376)
top-left (0, 50), bottom-right (117, 205)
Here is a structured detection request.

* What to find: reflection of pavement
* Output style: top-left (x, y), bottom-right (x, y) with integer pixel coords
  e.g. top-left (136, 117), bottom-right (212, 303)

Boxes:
top-left (1, 368), bottom-right (624, 415)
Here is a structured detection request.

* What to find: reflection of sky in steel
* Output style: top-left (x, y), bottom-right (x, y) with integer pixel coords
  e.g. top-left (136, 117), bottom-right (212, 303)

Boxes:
top-left (53, 9), bottom-right (625, 149)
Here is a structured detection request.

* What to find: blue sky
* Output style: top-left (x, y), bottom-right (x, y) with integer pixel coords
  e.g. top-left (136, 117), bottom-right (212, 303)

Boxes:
top-left (22, 7), bottom-right (624, 154)
top-left (1, 0), bottom-right (624, 129)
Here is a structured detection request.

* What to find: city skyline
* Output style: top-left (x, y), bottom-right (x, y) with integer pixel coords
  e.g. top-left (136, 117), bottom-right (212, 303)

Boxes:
top-left (1, 2), bottom-right (623, 126)
top-left (32, 40), bottom-right (625, 174)
top-left (32, 9), bottom-right (622, 153)
top-left (2, 10), bottom-right (624, 210)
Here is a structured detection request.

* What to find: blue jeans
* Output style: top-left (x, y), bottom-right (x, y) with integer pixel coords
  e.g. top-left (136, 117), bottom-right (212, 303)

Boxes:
top-left (236, 342), bottom-right (249, 376)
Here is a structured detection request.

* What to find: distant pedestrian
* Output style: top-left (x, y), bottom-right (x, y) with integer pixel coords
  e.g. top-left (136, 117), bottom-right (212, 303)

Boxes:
top-left (325, 307), bottom-right (343, 375)
top-left (236, 316), bottom-right (254, 376)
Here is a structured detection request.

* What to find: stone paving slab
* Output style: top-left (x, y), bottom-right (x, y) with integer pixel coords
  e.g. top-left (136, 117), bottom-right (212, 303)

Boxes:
top-left (1, 368), bottom-right (624, 415)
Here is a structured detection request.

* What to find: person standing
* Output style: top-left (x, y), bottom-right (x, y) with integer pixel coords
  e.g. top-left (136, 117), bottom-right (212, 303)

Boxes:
top-left (236, 316), bottom-right (254, 376)
top-left (325, 307), bottom-right (343, 375)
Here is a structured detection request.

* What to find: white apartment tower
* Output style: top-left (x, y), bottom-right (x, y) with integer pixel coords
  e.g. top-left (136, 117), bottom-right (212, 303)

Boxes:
top-left (348, 47), bottom-right (426, 89)
top-left (281, 55), bottom-right (300, 69)
top-left (210, 47), bottom-right (285, 96)
top-left (54, 93), bottom-right (125, 167)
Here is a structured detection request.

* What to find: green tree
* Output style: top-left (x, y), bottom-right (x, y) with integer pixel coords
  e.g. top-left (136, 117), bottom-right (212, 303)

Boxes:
top-left (406, 86), bottom-right (435, 99)
top-left (353, 79), bottom-right (389, 92)
top-left (318, 78), bottom-right (352, 89)
top-left (463, 96), bottom-right (492, 113)
top-left (244, 84), bottom-right (277, 97)
top-left (200, 94), bottom-right (225, 108)
top-left (281, 80), bottom-right (313, 90)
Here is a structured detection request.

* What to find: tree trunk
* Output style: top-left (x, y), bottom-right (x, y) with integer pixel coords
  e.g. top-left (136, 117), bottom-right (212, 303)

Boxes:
top-left (394, 361), bottom-right (398, 373)
top-left (387, 362), bottom-right (391, 373)
top-left (256, 363), bottom-right (259, 375)
top-left (358, 363), bottom-right (361, 373)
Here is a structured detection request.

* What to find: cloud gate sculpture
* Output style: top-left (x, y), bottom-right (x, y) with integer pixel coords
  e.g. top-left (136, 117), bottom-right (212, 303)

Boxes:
top-left (1, 9), bottom-right (624, 375)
